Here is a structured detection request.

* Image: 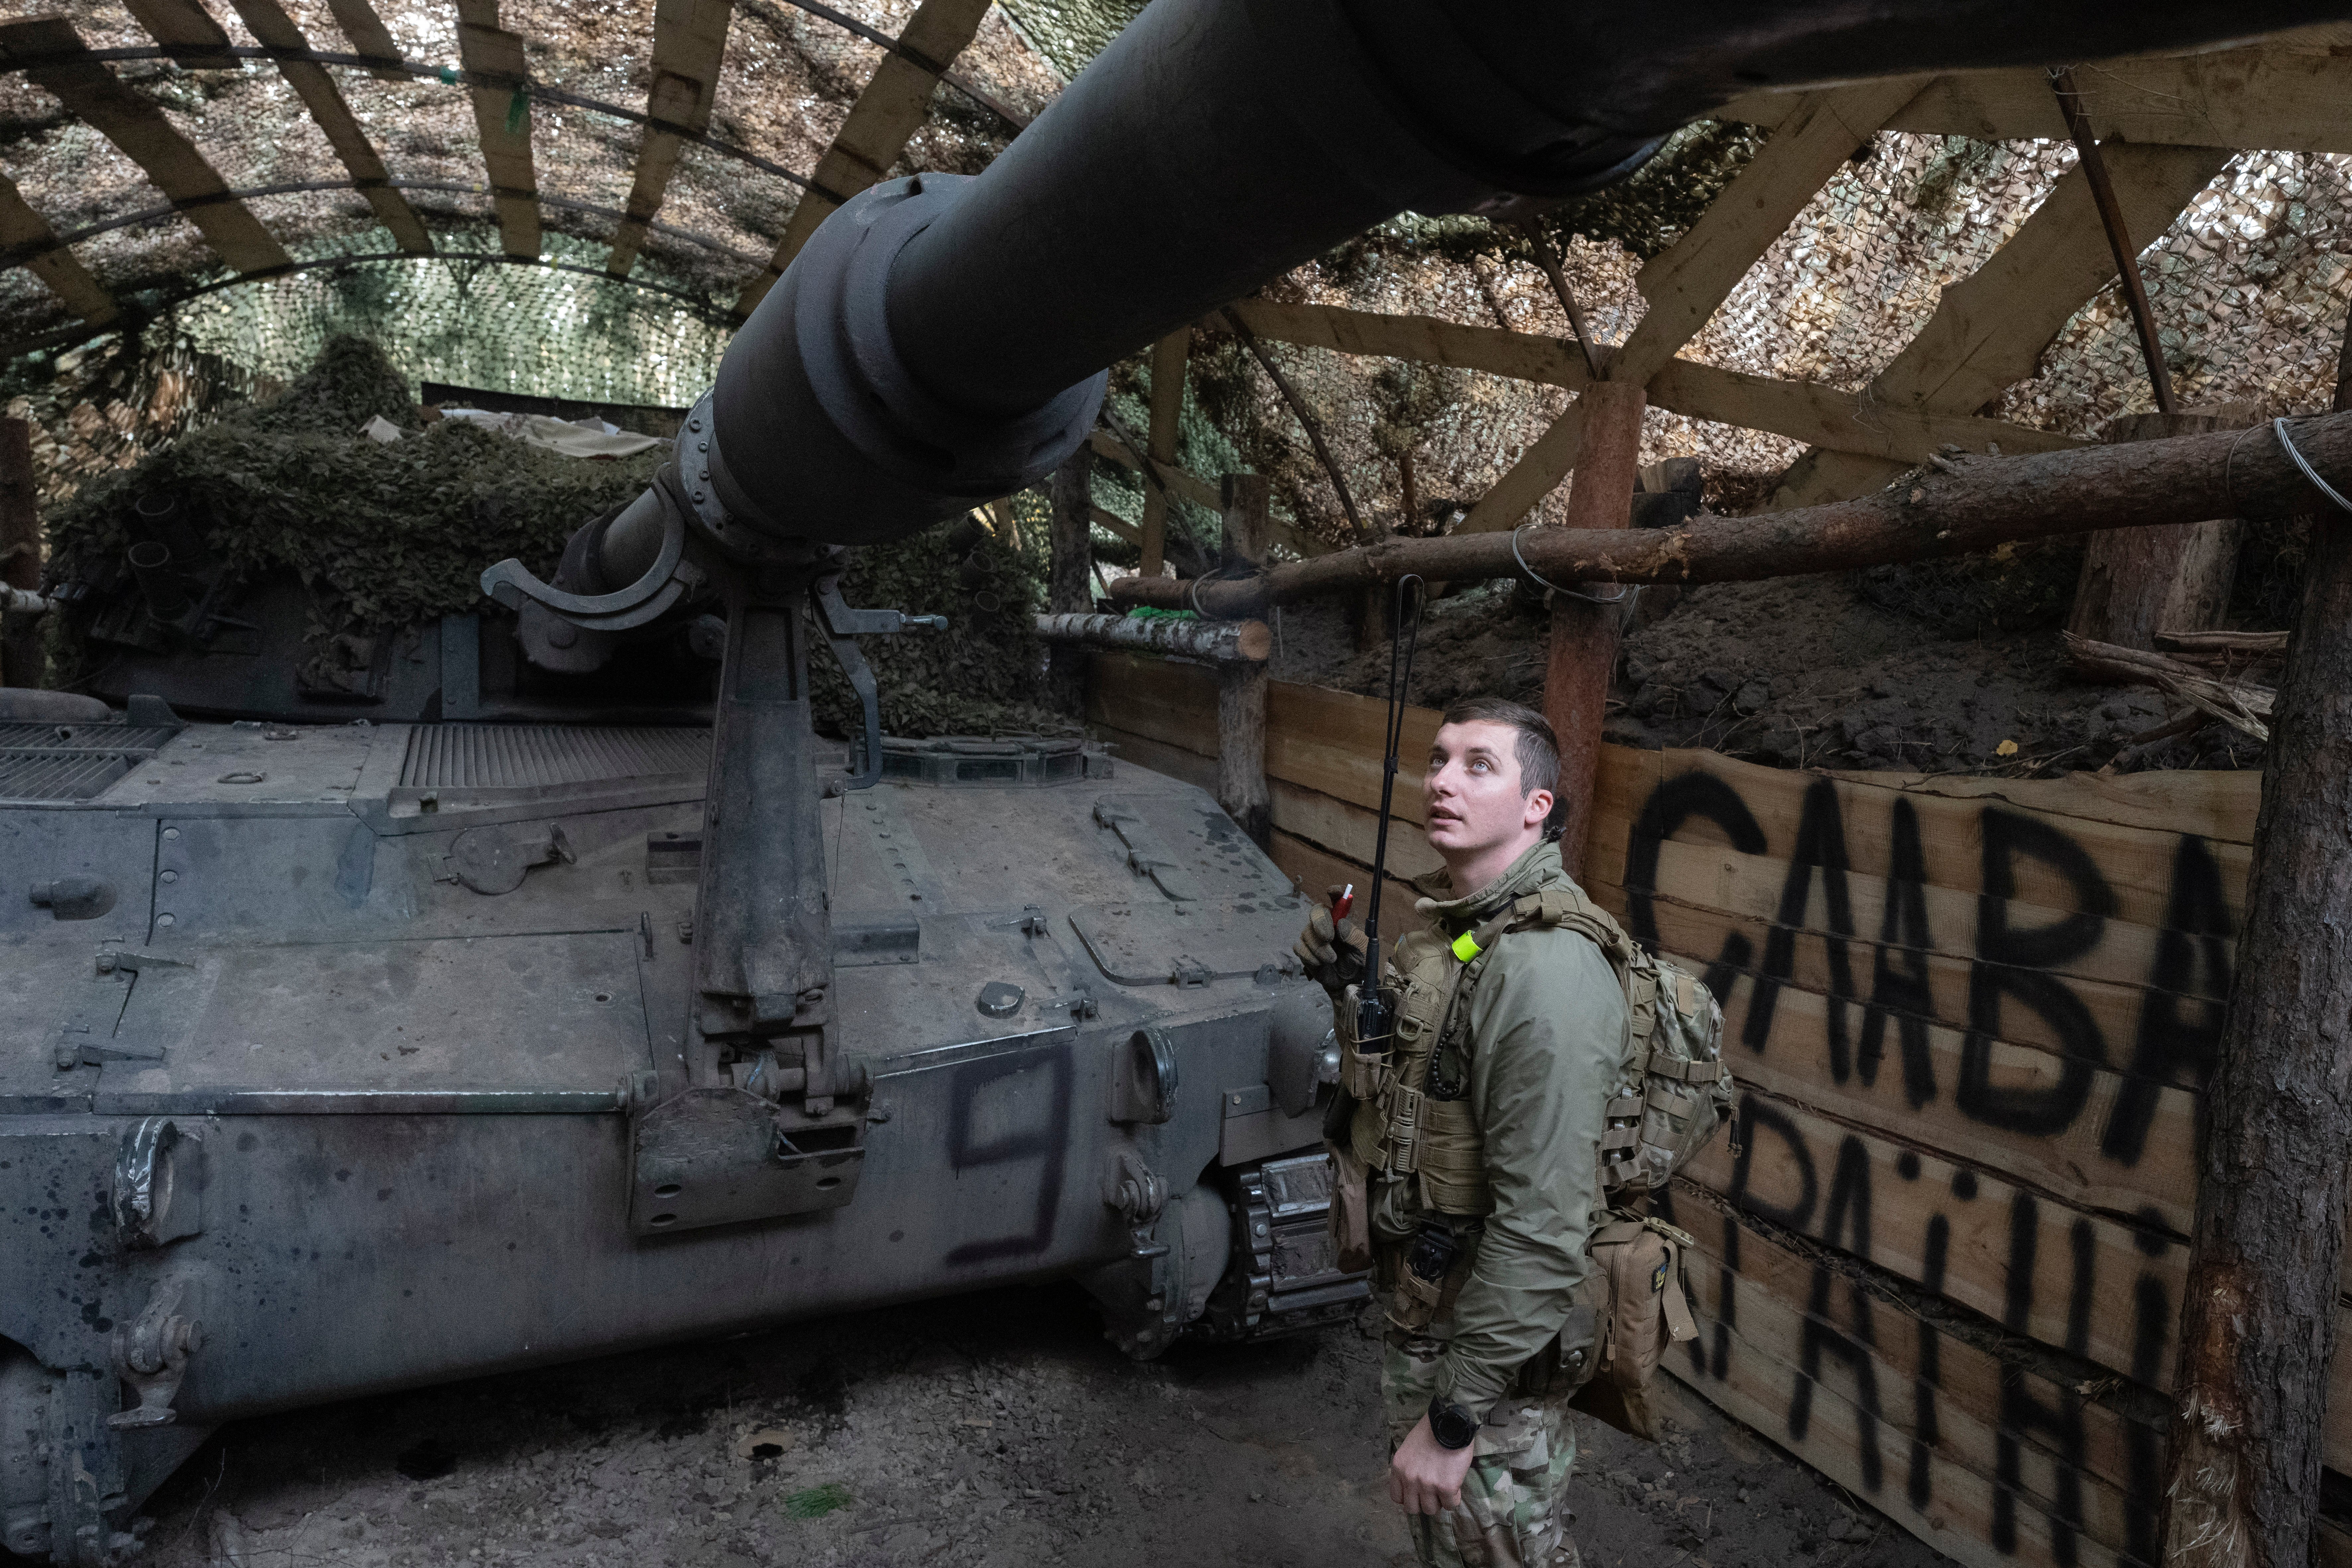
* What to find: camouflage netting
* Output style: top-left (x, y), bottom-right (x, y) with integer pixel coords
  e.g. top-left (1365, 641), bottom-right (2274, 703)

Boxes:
top-left (808, 512), bottom-right (1070, 741)
top-left (4, 0), bottom-right (2351, 686)
top-left (44, 334), bottom-right (665, 671)
top-left (42, 332), bottom-right (1063, 736)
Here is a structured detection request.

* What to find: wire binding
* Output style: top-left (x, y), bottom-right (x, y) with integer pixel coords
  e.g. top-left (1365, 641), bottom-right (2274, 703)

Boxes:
top-left (1511, 523), bottom-right (1629, 606)
top-left (2274, 417), bottom-right (2352, 514)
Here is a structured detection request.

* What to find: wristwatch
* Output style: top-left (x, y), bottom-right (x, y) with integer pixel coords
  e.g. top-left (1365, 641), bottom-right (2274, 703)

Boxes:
top-left (1426, 1396), bottom-right (1479, 1450)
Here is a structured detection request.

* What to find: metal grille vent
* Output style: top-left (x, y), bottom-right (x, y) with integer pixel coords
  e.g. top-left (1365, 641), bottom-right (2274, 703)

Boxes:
top-left (398, 724), bottom-right (710, 789)
top-left (0, 723), bottom-right (181, 802)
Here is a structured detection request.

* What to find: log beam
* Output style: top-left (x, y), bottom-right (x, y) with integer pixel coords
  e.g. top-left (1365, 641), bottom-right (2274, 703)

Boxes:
top-left (606, 0), bottom-right (733, 277)
top-left (1035, 611), bottom-right (1270, 665)
top-left (1543, 382), bottom-right (1643, 878)
top-left (732, 0), bottom-right (993, 315)
top-left (0, 17), bottom-right (291, 276)
top-left (1110, 411), bottom-right (2352, 616)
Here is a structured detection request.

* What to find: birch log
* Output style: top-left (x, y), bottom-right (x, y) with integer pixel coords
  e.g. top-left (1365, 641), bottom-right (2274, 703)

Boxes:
top-left (1033, 612), bottom-right (1272, 665)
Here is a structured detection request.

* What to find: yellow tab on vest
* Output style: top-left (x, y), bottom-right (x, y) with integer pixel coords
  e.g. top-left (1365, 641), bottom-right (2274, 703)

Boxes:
top-left (1450, 930), bottom-right (1482, 962)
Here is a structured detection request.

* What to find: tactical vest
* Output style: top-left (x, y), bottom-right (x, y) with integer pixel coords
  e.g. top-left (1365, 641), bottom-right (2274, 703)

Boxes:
top-left (1341, 876), bottom-right (1732, 1218)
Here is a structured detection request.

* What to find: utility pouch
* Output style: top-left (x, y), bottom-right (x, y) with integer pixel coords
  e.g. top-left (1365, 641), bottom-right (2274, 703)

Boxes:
top-left (1387, 1218), bottom-right (1475, 1332)
top-left (1565, 1211), bottom-right (1699, 1442)
top-left (1325, 1141), bottom-right (1373, 1275)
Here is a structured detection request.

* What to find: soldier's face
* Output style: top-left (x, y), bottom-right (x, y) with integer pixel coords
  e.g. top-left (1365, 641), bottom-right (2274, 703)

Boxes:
top-left (1422, 721), bottom-right (1553, 858)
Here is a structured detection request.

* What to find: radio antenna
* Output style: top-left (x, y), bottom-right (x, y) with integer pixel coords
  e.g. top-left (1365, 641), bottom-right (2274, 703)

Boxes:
top-left (1355, 573), bottom-right (1425, 1058)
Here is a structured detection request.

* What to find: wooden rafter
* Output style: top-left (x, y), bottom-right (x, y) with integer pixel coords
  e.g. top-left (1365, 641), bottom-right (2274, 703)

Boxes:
top-left (1222, 298), bottom-right (2087, 469)
top-left (1453, 80), bottom-right (1922, 534)
top-left (0, 16), bottom-right (291, 276)
top-left (321, 0), bottom-right (406, 79)
top-left (121, 0), bottom-right (236, 69)
top-left (0, 170), bottom-right (117, 325)
top-left (200, 0), bottom-right (435, 255)
top-left (454, 0), bottom-right (540, 260)
top-left (1137, 328), bottom-right (1188, 575)
top-left (1770, 140), bottom-right (2232, 509)
top-left (606, 0), bottom-right (733, 278)
top-left (1082, 430), bottom-right (1334, 561)
top-left (1715, 33), bottom-right (2352, 156)
top-left (731, 0), bottom-right (993, 316)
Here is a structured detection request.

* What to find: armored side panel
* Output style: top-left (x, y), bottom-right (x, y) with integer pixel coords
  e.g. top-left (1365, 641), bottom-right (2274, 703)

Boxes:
top-left (1, 719), bottom-right (1357, 1559)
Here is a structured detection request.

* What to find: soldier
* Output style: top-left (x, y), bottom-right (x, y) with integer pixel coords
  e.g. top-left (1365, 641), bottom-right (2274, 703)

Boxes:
top-left (1297, 695), bottom-right (1628, 1568)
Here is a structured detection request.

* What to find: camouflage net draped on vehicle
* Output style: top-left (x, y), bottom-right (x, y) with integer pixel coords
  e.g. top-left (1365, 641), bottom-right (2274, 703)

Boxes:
top-left (47, 335), bottom-right (1066, 737)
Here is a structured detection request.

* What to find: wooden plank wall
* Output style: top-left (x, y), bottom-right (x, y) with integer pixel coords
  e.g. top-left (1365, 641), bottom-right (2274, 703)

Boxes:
top-left (1088, 652), bottom-right (2342, 1568)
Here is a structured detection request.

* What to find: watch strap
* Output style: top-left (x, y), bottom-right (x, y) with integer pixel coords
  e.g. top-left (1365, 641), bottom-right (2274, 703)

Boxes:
top-left (1426, 1395), bottom-right (1479, 1450)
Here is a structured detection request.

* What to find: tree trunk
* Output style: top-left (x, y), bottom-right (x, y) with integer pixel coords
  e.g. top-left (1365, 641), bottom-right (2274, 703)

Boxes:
top-left (1046, 447), bottom-right (1093, 714)
top-left (0, 418), bottom-right (40, 689)
top-left (2159, 502), bottom-right (2352, 1568)
top-left (1106, 409), bottom-right (2352, 617)
top-left (1542, 381), bottom-right (1645, 880)
top-left (2068, 406), bottom-right (2256, 650)
top-left (2159, 326), bottom-right (2352, 1568)
top-left (1215, 473), bottom-right (1271, 849)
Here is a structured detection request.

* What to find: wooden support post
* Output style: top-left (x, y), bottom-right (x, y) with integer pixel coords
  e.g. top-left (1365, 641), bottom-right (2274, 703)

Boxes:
top-left (1046, 445), bottom-right (1093, 714)
top-left (2158, 320), bottom-right (2352, 1568)
top-left (1541, 381), bottom-right (1644, 879)
top-left (1138, 328), bottom-right (1189, 579)
top-left (0, 418), bottom-right (41, 689)
top-left (1216, 472), bottom-right (1271, 849)
top-left (2067, 406), bottom-right (2255, 651)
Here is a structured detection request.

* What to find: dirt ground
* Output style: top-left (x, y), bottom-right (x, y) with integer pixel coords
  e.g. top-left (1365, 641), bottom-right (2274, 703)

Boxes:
top-left (133, 1285), bottom-right (1945, 1568)
top-left (1267, 568), bottom-right (2268, 779)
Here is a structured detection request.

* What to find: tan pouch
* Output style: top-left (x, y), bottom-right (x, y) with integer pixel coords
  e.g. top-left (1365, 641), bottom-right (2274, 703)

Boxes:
top-left (1565, 1212), bottom-right (1698, 1441)
top-left (1326, 1141), bottom-right (1373, 1275)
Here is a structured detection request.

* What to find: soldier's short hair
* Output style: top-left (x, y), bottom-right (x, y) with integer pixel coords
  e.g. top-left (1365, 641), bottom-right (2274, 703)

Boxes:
top-left (1438, 696), bottom-right (1560, 800)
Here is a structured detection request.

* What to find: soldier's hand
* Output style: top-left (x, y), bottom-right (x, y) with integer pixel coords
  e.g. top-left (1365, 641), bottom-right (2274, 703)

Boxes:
top-left (1293, 889), bottom-right (1366, 988)
top-left (1388, 1414), bottom-right (1479, 1515)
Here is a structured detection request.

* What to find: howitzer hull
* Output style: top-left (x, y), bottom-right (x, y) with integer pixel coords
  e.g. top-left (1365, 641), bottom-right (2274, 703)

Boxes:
top-left (0, 717), bottom-right (1353, 1561)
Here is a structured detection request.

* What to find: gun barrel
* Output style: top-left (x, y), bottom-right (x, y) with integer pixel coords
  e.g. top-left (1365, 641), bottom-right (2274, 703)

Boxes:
top-left (699, 0), bottom-right (2337, 553)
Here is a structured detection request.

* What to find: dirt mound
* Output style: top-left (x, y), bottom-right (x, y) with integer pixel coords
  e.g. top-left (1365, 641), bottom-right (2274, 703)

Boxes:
top-left (1267, 568), bottom-right (2266, 779)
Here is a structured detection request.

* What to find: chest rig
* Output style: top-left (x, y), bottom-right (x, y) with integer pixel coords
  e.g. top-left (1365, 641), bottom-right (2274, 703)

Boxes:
top-left (1343, 879), bottom-right (1635, 1217)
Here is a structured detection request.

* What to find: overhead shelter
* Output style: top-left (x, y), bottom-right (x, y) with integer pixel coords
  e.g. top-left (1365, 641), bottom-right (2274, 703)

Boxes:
top-left (3, 4), bottom-right (2352, 1566)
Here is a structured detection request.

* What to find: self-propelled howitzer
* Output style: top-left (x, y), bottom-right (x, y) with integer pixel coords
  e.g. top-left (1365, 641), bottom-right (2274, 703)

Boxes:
top-left (7, 0), bottom-right (2345, 1559)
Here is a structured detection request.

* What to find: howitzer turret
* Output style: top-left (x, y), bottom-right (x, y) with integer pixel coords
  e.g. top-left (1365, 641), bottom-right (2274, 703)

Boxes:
top-left (7, 0), bottom-right (2345, 1560)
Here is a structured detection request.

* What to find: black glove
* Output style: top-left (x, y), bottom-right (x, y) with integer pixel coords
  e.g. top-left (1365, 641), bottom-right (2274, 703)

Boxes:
top-left (1294, 885), bottom-right (1367, 994)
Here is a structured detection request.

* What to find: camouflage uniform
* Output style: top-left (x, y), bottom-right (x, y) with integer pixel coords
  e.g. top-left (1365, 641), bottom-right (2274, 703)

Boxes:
top-left (1347, 840), bottom-right (1627, 1568)
top-left (1383, 1331), bottom-right (1583, 1567)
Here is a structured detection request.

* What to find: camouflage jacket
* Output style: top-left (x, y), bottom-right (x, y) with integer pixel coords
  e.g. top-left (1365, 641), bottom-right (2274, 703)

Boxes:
top-left (1364, 837), bottom-right (1629, 1420)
